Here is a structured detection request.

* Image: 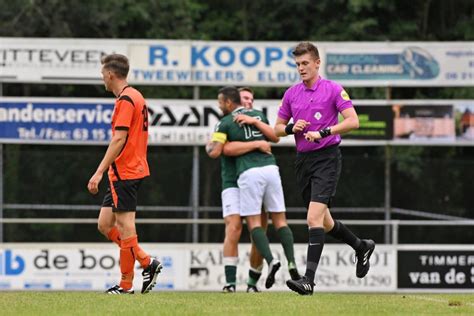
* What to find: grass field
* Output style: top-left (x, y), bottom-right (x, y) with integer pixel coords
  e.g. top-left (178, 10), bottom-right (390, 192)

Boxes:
top-left (1, 292), bottom-right (473, 315)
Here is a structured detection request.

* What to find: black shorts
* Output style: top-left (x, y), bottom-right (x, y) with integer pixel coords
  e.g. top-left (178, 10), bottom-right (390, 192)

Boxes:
top-left (102, 179), bottom-right (143, 212)
top-left (295, 144), bottom-right (342, 207)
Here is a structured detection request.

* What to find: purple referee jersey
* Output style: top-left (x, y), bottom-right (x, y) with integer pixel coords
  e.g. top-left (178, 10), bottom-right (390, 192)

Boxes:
top-left (278, 76), bottom-right (353, 153)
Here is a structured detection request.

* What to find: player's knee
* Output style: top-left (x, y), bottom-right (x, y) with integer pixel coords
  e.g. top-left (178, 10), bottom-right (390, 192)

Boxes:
top-left (97, 222), bottom-right (112, 236)
top-left (115, 220), bottom-right (135, 236)
top-left (271, 214), bottom-right (287, 229)
top-left (226, 222), bottom-right (242, 240)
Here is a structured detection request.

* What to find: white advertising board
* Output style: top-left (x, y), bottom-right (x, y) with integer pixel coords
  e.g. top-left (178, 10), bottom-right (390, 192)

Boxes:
top-left (1, 38), bottom-right (473, 87)
top-left (0, 243), bottom-right (396, 292)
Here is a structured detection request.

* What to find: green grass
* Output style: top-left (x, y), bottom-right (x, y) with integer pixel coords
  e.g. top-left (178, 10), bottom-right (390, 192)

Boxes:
top-left (0, 292), bottom-right (473, 315)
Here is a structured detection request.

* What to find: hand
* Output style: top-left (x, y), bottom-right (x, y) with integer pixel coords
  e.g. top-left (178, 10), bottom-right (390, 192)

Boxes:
top-left (293, 119), bottom-right (311, 133)
top-left (87, 172), bottom-right (103, 195)
top-left (303, 131), bottom-right (321, 143)
top-left (234, 114), bottom-right (257, 126)
top-left (256, 140), bottom-right (272, 155)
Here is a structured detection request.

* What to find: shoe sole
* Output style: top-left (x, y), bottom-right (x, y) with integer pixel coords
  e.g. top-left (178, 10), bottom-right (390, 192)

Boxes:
top-left (286, 280), bottom-right (313, 296)
top-left (357, 241), bottom-right (375, 278)
top-left (265, 262), bottom-right (281, 289)
top-left (142, 262), bottom-right (163, 294)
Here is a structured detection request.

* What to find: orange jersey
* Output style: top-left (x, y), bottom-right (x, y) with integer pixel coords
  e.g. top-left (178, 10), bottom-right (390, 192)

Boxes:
top-left (108, 86), bottom-right (150, 181)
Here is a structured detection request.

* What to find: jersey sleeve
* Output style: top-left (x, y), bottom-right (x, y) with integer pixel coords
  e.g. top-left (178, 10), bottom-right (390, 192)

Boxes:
top-left (333, 84), bottom-right (353, 113)
top-left (277, 89), bottom-right (292, 121)
top-left (114, 96), bottom-right (135, 130)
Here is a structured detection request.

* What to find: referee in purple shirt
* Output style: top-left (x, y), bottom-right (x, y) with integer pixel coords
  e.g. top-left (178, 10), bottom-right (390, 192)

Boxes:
top-left (275, 42), bottom-right (375, 295)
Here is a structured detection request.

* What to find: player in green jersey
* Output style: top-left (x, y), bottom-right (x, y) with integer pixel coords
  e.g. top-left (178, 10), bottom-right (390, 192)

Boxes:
top-left (206, 91), bottom-right (271, 292)
top-left (207, 86), bottom-right (300, 291)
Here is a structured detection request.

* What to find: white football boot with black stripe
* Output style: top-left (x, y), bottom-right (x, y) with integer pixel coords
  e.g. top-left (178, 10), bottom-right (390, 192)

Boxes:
top-left (286, 276), bottom-right (314, 295)
top-left (141, 257), bottom-right (163, 294)
top-left (105, 285), bottom-right (134, 294)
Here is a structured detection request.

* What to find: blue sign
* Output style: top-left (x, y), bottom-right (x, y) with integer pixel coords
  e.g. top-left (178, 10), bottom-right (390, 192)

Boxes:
top-left (0, 250), bottom-right (25, 275)
top-left (326, 47), bottom-right (440, 80)
top-left (0, 101), bottom-right (113, 143)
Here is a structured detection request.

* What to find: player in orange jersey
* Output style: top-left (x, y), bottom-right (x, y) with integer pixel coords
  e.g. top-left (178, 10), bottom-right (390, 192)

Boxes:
top-left (87, 54), bottom-right (161, 295)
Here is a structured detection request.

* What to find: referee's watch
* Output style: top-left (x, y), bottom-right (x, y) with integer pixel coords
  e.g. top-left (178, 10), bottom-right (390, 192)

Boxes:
top-left (318, 127), bottom-right (331, 138)
top-left (284, 123), bottom-right (295, 135)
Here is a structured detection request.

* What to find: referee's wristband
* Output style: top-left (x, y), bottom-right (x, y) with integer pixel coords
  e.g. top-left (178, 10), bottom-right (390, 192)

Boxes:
top-left (318, 127), bottom-right (332, 138)
top-left (284, 123), bottom-right (295, 135)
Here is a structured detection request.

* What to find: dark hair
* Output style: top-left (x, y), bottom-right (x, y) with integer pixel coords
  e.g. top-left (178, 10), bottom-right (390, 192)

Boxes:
top-left (101, 54), bottom-right (129, 79)
top-left (218, 86), bottom-right (241, 105)
top-left (292, 42), bottom-right (320, 59)
top-left (238, 86), bottom-right (254, 95)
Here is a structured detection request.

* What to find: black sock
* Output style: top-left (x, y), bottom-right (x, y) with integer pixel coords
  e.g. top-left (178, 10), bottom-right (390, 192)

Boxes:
top-left (304, 227), bottom-right (325, 283)
top-left (327, 220), bottom-right (361, 250)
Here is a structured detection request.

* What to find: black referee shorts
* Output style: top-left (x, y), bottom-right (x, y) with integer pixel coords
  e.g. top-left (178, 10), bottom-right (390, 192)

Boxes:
top-left (295, 144), bottom-right (342, 208)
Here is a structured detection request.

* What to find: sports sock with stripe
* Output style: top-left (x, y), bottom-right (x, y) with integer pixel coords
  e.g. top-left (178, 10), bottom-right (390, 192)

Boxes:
top-left (247, 264), bottom-right (263, 286)
top-left (121, 235), bottom-right (151, 269)
top-left (305, 227), bottom-right (325, 283)
top-left (119, 236), bottom-right (136, 290)
top-left (223, 257), bottom-right (238, 285)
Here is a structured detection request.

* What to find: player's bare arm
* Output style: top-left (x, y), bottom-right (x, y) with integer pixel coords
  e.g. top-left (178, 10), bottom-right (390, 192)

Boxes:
top-left (205, 140), bottom-right (224, 159)
top-left (223, 140), bottom-right (272, 156)
top-left (274, 117), bottom-right (289, 137)
top-left (87, 129), bottom-right (128, 194)
top-left (274, 117), bottom-right (311, 137)
top-left (304, 107), bottom-right (359, 142)
top-left (234, 114), bottom-right (280, 143)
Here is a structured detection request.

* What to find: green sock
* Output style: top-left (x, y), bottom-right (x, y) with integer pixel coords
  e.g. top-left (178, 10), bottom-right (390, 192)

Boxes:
top-left (224, 265), bottom-right (237, 285)
top-left (250, 227), bottom-right (274, 264)
top-left (277, 226), bottom-right (296, 266)
top-left (247, 266), bottom-right (262, 286)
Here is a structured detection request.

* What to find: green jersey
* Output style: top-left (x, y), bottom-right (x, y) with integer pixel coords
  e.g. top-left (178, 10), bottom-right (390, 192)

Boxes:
top-left (215, 107), bottom-right (276, 176)
top-left (220, 155), bottom-right (238, 190)
top-left (212, 118), bottom-right (238, 191)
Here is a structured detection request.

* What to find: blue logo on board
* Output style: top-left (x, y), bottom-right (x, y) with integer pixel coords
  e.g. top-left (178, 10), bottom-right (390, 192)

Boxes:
top-left (0, 250), bottom-right (25, 275)
top-left (326, 47), bottom-right (440, 80)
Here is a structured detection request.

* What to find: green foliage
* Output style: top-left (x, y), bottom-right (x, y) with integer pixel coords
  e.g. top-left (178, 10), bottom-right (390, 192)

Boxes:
top-left (392, 146), bottom-right (425, 180)
top-left (1, 0), bottom-right (472, 41)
